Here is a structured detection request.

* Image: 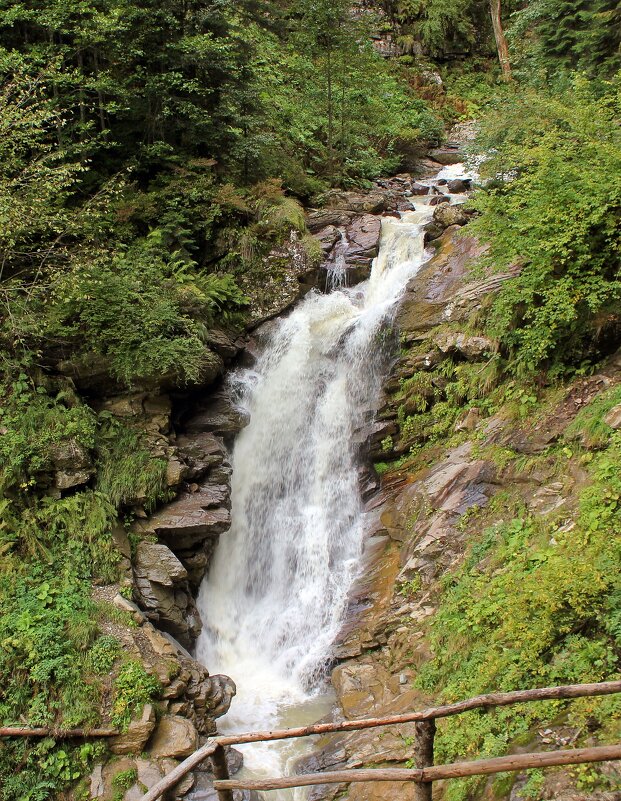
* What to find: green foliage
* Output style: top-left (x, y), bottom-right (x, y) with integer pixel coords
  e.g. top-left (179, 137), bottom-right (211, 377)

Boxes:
top-left (112, 767), bottom-right (138, 795)
top-left (0, 572), bottom-right (99, 727)
top-left (38, 243), bottom-right (246, 387)
top-left (111, 660), bottom-right (160, 730)
top-left (0, 375), bottom-right (97, 493)
top-left (509, 0), bottom-right (621, 79)
top-left (381, 435), bottom-right (394, 453)
top-left (235, 6), bottom-right (442, 188)
top-left (96, 415), bottom-right (168, 511)
top-left (417, 433), bottom-right (621, 800)
top-left (85, 635), bottom-right (122, 675)
top-left (0, 738), bottom-right (104, 801)
top-left (470, 76), bottom-right (621, 376)
top-left (0, 65), bottom-right (85, 280)
top-left (397, 577), bottom-right (422, 598)
top-left (0, 2), bottom-right (443, 799)
top-left (384, 0), bottom-right (495, 59)
top-left (566, 384), bottom-right (621, 448)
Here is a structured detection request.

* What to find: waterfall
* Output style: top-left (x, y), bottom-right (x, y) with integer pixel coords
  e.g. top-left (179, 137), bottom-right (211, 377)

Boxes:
top-left (194, 167), bottom-right (469, 788)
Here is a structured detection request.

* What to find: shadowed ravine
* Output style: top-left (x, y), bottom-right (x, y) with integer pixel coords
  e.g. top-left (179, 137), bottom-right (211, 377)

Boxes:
top-left (194, 165), bottom-right (471, 796)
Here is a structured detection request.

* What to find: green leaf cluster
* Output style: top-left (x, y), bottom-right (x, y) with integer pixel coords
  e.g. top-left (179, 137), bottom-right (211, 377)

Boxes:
top-left (469, 76), bottom-right (621, 376)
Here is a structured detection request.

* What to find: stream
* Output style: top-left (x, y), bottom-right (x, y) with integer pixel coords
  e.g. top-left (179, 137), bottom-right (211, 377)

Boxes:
top-left (194, 164), bottom-right (472, 798)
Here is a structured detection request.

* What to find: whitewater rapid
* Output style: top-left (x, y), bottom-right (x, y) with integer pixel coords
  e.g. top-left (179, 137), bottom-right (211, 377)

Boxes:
top-left (195, 164), bottom-right (469, 792)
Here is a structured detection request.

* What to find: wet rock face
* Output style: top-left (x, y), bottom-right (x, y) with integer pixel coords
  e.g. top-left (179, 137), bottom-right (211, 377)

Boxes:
top-left (235, 230), bottom-right (320, 326)
top-left (303, 222), bottom-right (502, 798)
top-left (313, 174), bottom-right (429, 290)
top-left (131, 391), bottom-right (238, 645)
top-left (133, 541), bottom-right (201, 646)
top-left (49, 438), bottom-right (94, 489)
top-left (346, 215), bottom-right (383, 265)
top-left (311, 215), bottom-right (621, 801)
top-left (316, 214), bottom-right (384, 289)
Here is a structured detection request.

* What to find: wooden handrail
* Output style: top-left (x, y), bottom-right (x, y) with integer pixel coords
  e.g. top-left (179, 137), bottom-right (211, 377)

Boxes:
top-left (139, 679), bottom-right (621, 801)
top-left (5, 680), bottom-right (620, 743)
top-left (211, 744), bottom-right (621, 792)
top-left (0, 726), bottom-right (119, 738)
top-left (177, 680), bottom-right (621, 751)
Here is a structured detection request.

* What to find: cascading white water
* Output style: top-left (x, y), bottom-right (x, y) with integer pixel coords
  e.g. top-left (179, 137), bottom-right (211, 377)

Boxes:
top-left (195, 166), bottom-right (470, 791)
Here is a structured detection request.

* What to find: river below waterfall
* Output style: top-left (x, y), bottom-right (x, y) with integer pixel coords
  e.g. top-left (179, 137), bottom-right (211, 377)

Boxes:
top-left (194, 164), bottom-right (472, 798)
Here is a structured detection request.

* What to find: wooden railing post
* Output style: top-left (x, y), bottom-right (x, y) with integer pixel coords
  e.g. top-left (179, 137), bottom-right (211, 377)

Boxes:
top-left (211, 744), bottom-right (235, 801)
top-left (137, 681), bottom-right (621, 801)
top-left (413, 720), bottom-right (436, 801)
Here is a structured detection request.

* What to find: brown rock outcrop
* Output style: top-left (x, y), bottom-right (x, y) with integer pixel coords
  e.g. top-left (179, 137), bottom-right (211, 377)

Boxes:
top-left (148, 715), bottom-right (199, 759)
top-left (432, 201), bottom-right (470, 228)
top-left (109, 704), bottom-right (157, 755)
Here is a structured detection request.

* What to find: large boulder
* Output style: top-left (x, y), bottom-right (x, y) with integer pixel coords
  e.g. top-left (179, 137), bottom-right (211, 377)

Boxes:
top-left (447, 178), bottom-right (472, 194)
top-left (234, 231), bottom-right (320, 326)
top-left (203, 674), bottom-right (237, 719)
top-left (433, 203), bottom-right (470, 228)
top-left (605, 403), bottom-right (621, 429)
top-left (306, 209), bottom-right (354, 233)
top-left (134, 541), bottom-right (187, 586)
top-left (429, 146), bottom-right (463, 165)
top-left (322, 190), bottom-right (392, 214)
top-left (49, 439), bottom-right (94, 489)
top-left (434, 332), bottom-right (495, 361)
top-left (148, 715), bottom-right (199, 759)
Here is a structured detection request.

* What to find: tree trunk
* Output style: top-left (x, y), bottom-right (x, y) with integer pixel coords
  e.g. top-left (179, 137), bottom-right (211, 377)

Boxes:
top-left (326, 47), bottom-right (334, 171)
top-left (489, 0), bottom-right (512, 81)
top-left (93, 50), bottom-right (107, 134)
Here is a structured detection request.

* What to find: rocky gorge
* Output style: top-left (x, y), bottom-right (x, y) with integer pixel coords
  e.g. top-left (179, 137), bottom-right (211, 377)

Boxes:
top-left (73, 143), bottom-right (476, 799)
top-left (46, 133), bottom-right (621, 801)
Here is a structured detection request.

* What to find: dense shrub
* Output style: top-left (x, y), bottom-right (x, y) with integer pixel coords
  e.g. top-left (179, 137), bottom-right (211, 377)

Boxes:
top-left (469, 76), bottom-right (621, 376)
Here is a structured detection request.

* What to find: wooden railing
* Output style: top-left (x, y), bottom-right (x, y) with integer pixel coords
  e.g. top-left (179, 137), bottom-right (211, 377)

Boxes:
top-left (139, 680), bottom-right (621, 801)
